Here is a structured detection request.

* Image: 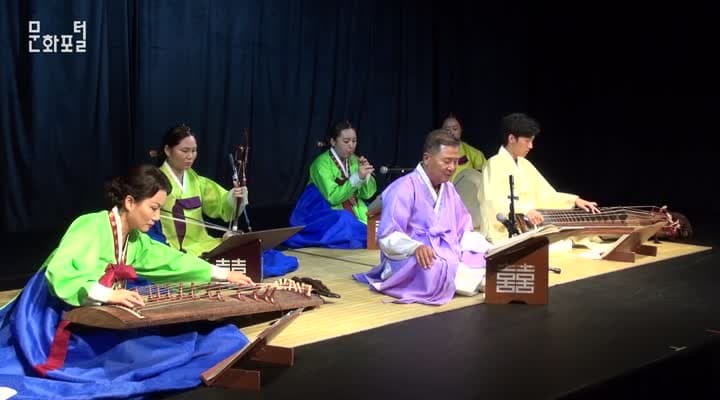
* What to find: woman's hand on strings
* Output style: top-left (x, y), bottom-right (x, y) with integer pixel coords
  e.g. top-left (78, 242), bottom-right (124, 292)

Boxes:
top-left (357, 156), bottom-right (375, 180)
top-left (108, 289), bottom-right (145, 308)
top-left (576, 197), bottom-right (600, 213)
top-left (415, 245), bottom-right (436, 269)
top-left (227, 271), bottom-right (254, 286)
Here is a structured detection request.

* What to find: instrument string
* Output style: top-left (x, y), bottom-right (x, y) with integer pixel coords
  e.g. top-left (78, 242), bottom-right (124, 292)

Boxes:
top-left (159, 210), bottom-right (232, 234)
top-left (132, 280), bottom-right (313, 311)
top-left (537, 206), bottom-right (669, 227)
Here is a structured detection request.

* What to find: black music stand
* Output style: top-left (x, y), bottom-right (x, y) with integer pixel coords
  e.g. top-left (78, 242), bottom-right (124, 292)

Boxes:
top-left (201, 226), bottom-right (304, 282)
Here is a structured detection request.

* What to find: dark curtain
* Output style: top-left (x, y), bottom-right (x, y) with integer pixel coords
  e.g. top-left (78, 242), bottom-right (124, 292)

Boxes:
top-left (432, 1), bottom-right (529, 151)
top-left (2, 0), bottom-right (530, 233)
top-left (133, 0), bottom-right (436, 218)
top-left (4, 1), bottom-right (716, 244)
top-left (2, 0), bottom-right (137, 231)
top-left (525, 3), bottom-right (720, 227)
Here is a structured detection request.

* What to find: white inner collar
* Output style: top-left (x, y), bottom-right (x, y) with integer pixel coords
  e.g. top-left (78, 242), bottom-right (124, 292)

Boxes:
top-left (330, 148), bottom-right (349, 178)
top-left (163, 161), bottom-right (186, 192)
top-left (415, 162), bottom-right (444, 214)
top-left (111, 206), bottom-right (128, 264)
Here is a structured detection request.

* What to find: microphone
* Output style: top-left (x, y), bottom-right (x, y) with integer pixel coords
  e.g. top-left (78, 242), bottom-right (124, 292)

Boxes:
top-left (379, 166), bottom-right (413, 175)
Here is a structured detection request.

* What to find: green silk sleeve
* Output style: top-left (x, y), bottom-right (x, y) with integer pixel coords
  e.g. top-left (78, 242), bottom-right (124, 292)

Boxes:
top-left (130, 233), bottom-right (213, 283)
top-left (465, 143), bottom-right (487, 170)
top-left (309, 154), bottom-right (356, 206)
top-left (197, 173), bottom-right (235, 222)
top-left (44, 211), bottom-right (215, 307)
top-left (350, 157), bottom-right (377, 200)
top-left (357, 176), bottom-right (377, 200)
top-left (44, 213), bottom-right (111, 307)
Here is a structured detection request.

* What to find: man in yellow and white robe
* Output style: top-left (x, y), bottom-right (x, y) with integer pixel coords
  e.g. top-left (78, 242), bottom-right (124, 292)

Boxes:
top-left (478, 113), bottom-right (599, 244)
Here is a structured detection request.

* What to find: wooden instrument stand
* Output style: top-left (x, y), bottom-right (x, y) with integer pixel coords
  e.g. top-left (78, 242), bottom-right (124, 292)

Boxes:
top-left (366, 196), bottom-right (383, 250)
top-left (201, 307), bottom-right (304, 391)
top-left (483, 226), bottom-right (583, 305)
top-left (366, 211), bottom-right (381, 250)
top-left (202, 226), bottom-right (303, 282)
top-left (483, 222), bottom-right (667, 305)
top-left (601, 222), bottom-right (664, 262)
top-left (485, 236), bottom-right (550, 305)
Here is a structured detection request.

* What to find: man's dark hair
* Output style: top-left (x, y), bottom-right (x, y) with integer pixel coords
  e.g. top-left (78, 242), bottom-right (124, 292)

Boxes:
top-left (501, 113), bottom-right (540, 145)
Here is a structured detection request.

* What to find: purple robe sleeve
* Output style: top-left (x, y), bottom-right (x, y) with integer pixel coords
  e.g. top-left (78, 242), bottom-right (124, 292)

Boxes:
top-left (377, 179), bottom-right (415, 240)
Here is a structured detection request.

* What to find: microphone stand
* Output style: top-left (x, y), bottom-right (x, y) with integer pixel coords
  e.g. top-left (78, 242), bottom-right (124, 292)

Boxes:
top-left (507, 175), bottom-right (520, 238)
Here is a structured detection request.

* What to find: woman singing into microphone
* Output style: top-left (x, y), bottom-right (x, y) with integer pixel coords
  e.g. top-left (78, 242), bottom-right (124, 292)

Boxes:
top-left (285, 120), bottom-right (377, 248)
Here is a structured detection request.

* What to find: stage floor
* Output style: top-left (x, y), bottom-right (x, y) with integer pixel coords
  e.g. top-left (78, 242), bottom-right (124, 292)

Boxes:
top-left (166, 242), bottom-right (720, 400)
top-left (238, 241), bottom-right (711, 348)
top-left (0, 238), bottom-right (716, 399)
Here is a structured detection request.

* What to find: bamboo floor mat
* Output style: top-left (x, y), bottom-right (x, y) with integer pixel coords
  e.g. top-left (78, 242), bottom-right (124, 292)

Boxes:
top-left (0, 241), bottom-right (710, 348)
top-left (240, 241), bottom-right (711, 347)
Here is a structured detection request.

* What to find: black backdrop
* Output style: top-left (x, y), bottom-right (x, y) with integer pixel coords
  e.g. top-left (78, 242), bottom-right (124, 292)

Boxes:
top-left (2, 0), bottom-right (717, 235)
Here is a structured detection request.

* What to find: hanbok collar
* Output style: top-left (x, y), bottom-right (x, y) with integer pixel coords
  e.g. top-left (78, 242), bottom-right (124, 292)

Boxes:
top-left (109, 206), bottom-right (129, 265)
top-left (415, 162), bottom-right (444, 215)
top-left (163, 161), bottom-right (186, 193)
top-left (499, 146), bottom-right (522, 170)
top-left (329, 148), bottom-right (350, 179)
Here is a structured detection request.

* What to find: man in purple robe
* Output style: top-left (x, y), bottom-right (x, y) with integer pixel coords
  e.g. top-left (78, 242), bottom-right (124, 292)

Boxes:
top-left (353, 129), bottom-right (490, 305)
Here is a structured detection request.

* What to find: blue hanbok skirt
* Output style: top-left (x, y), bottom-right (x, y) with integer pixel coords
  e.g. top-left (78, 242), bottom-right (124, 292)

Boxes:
top-left (0, 268), bottom-right (248, 399)
top-left (262, 249), bottom-right (298, 277)
top-left (284, 184), bottom-right (367, 249)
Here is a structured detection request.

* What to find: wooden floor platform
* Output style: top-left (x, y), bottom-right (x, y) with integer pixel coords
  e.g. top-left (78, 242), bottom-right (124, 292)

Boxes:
top-left (239, 240), bottom-right (711, 347)
top-left (0, 240), bottom-right (709, 349)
